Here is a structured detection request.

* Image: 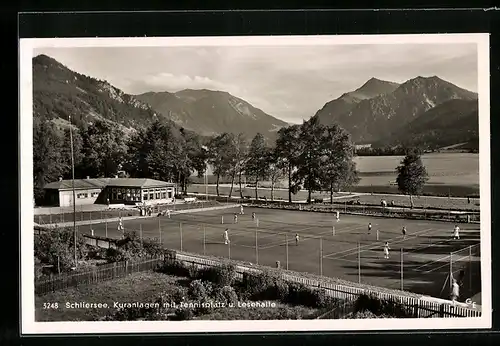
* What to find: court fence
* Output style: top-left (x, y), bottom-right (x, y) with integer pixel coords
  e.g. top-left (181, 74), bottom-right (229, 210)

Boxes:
top-left (34, 246), bottom-right (480, 318)
top-left (246, 200), bottom-right (480, 223)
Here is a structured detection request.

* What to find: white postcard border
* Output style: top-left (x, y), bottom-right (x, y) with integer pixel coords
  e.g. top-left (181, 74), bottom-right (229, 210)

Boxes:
top-left (20, 33), bottom-right (491, 334)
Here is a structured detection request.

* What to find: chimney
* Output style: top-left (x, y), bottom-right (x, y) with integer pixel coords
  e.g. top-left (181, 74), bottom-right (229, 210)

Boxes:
top-left (115, 175), bottom-right (118, 179)
top-left (58, 176), bottom-right (63, 181)
top-left (86, 176), bottom-right (90, 180)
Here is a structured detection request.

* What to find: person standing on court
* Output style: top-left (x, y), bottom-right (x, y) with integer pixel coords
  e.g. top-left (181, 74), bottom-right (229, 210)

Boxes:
top-left (368, 222), bottom-right (372, 234)
top-left (336, 210), bottom-right (340, 222)
top-left (234, 213), bottom-right (238, 224)
top-left (402, 226), bottom-right (407, 240)
top-left (453, 224), bottom-right (460, 240)
top-left (252, 212), bottom-right (256, 221)
top-left (240, 205), bottom-right (244, 215)
top-left (383, 241), bottom-right (390, 259)
top-left (295, 233), bottom-right (299, 246)
top-left (450, 278), bottom-right (460, 302)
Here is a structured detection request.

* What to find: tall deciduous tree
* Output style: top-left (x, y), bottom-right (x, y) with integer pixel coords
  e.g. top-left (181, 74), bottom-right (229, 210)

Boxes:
top-left (234, 133), bottom-right (248, 199)
top-left (207, 133), bottom-right (236, 196)
top-left (275, 124), bottom-right (301, 203)
top-left (33, 118), bottom-right (66, 203)
top-left (267, 148), bottom-right (286, 201)
top-left (396, 148), bottom-right (429, 208)
top-left (295, 117), bottom-right (327, 203)
top-left (245, 133), bottom-right (270, 200)
top-left (80, 120), bottom-right (128, 178)
top-left (320, 125), bottom-right (360, 203)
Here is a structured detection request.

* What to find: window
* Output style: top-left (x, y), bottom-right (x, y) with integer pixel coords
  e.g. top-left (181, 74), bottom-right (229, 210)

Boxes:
top-left (143, 193), bottom-right (148, 200)
top-left (149, 192), bottom-right (154, 200)
top-left (161, 192), bottom-right (166, 199)
top-left (91, 192), bottom-right (99, 198)
top-left (156, 191), bottom-right (160, 199)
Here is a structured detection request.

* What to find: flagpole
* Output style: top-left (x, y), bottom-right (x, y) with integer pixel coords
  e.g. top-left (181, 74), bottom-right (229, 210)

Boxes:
top-left (69, 114), bottom-right (77, 268)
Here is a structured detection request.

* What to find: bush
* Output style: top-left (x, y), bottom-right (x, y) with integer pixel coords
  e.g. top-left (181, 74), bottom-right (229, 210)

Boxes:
top-left (196, 263), bottom-right (236, 287)
top-left (34, 227), bottom-right (88, 270)
top-left (213, 285), bottom-right (239, 306)
top-left (241, 270), bottom-right (280, 300)
top-left (157, 259), bottom-right (192, 277)
top-left (173, 307), bottom-right (194, 321)
top-left (188, 280), bottom-right (210, 301)
top-left (105, 247), bottom-right (129, 263)
top-left (354, 294), bottom-right (412, 318)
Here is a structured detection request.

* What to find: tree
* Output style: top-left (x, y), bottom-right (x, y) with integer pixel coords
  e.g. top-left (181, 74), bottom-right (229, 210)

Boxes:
top-left (395, 148), bottom-right (429, 208)
top-left (320, 125), bottom-right (360, 203)
top-left (267, 148), bottom-right (286, 201)
top-left (275, 124), bottom-right (301, 203)
top-left (245, 133), bottom-right (270, 200)
top-left (295, 117), bottom-right (327, 203)
top-left (207, 133), bottom-right (236, 196)
top-left (33, 117), bottom-right (66, 204)
top-left (227, 133), bottom-right (248, 198)
top-left (80, 120), bottom-right (128, 178)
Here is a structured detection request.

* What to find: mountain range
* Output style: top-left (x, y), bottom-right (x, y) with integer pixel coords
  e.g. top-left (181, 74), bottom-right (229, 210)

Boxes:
top-left (33, 54), bottom-right (479, 151)
top-left (313, 76), bottom-right (478, 145)
top-left (135, 89), bottom-right (288, 140)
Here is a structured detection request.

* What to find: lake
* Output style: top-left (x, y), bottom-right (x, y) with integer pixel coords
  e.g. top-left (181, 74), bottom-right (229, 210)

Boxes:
top-left (354, 153), bottom-right (479, 186)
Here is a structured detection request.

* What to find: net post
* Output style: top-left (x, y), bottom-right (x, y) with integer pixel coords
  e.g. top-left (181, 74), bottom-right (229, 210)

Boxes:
top-left (358, 242), bottom-right (361, 284)
top-left (180, 222), bottom-right (183, 252)
top-left (332, 221), bottom-right (335, 236)
top-left (401, 248), bottom-right (404, 291)
top-left (449, 252), bottom-right (453, 292)
top-left (221, 215), bottom-right (224, 224)
top-left (140, 224), bottom-right (143, 246)
top-left (158, 218), bottom-right (162, 245)
top-left (320, 237), bottom-right (323, 276)
top-left (228, 237), bottom-right (231, 259)
top-left (255, 227), bottom-right (258, 265)
top-left (203, 224), bottom-right (206, 256)
top-left (377, 229), bottom-right (379, 241)
top-left (286, 233), bottom-right (289, 270)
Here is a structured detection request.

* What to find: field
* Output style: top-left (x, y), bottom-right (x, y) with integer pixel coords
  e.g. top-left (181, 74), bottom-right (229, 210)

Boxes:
top-left (78, 206), bottom-right (481, 301)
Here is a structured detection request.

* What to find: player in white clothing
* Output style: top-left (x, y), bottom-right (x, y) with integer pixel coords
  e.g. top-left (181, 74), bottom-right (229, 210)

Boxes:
top-left (240, 205), bottom-right (244, 215)
top-left (166, 209), bottom-right (171, 218)
top-left (295, 233), bottom-right (299, 246)
top-left (234, 213), bottom-right (238, 224)
top-left (224, 229), bottom-right (230, 245)
top-left (402, 226), bottom-right (407, 240)
top-left (252, 212), bottom-right (256, 221)
top-left (453, 225), bottom-right (460, 239)
top-left (336, 211), bottom-right (340, 222)
top-left (368, 222), bottom-right (372, 234)
top-left (383, 242), bottom-right (390, 259)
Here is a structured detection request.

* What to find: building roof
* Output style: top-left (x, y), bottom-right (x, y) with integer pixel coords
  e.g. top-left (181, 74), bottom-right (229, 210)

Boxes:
top-left (44, 178), bottom-right (175, 191)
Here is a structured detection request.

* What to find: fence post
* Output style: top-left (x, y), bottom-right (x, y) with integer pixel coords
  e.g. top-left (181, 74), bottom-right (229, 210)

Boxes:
top-left (320, 237), bottom-right (323, 276)
top-left (344, 201), bottom-right (347, 213)
top-left (469, 245), bottom-right (472, 296)
top-left (203, 224), bottom-right (206, 256)
top-left (286, 233), bottom-right (289, 270)
top-left (358, 242), bottom-right (361, 284)
top-left (180, 222), bottom-right (183, 251)
top-left (105, 215), bottom-right (108, 238)
top-left (255, 228), bottom-right (259, 265)
top-left (228, 238), bottom-right (231, 259)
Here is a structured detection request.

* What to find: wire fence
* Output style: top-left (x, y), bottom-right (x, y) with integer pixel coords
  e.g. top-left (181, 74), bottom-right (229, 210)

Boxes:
top-left (113, 213), bottom-right (481, 303)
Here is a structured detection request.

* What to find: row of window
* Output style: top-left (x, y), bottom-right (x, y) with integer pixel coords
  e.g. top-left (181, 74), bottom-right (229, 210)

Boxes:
top-left (77, 192), bottom-right (99, 199)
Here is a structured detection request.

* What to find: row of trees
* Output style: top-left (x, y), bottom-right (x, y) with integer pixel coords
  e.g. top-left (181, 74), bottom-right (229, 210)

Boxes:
top-left (34, 114), bottom-right (428, 207)
top-left (207, 117), bottom-right (360, 203)
top-left (33, 116), bottom-right (361, 205)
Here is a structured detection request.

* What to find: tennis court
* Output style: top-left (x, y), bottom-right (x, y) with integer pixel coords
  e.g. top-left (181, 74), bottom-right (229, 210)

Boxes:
top-left (77, 205), bottom-right (481, 301)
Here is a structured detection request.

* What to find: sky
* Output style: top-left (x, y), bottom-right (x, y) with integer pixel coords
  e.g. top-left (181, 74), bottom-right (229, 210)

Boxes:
top-left (34, 43), bottom-right (478, 124)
